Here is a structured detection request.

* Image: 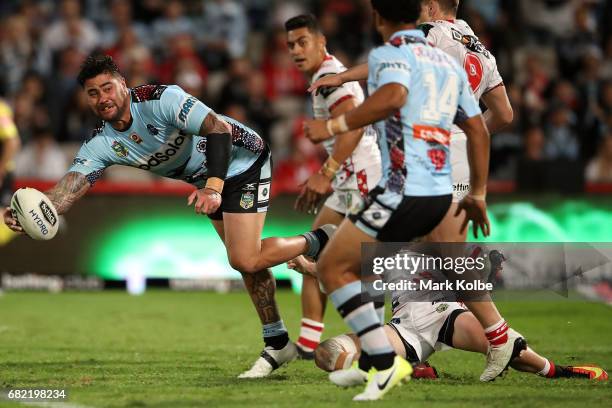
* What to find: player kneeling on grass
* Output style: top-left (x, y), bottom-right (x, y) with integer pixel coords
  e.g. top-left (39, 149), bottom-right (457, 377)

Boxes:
top-left (315, 305), bottom-right (608, 383)
top-left (2, 54), bottom-right (337, 379)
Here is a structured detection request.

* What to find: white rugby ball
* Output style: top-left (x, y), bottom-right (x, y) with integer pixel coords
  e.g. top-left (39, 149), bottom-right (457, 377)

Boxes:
top-left (10, 188), bottom-right (59, 240)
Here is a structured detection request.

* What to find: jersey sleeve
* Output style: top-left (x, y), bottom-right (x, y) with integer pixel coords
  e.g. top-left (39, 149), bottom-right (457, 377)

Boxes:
top-left (314, 71), bottom-right (356, 112)
top-left (419, 23), bottom-right (441, 45)
top-left (454, 69), bottom-right (482, 123)
top-left (158, 86), bottom-right (212, 135)
top-left (68, 137), bottom-right (114, 185)
top-left (483, 56), bottom-right (504, 94)
top-left (368, 46), bottom-right (412, 90)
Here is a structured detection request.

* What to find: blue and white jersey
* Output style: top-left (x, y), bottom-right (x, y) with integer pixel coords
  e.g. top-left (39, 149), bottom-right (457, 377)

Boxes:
top-left (68, 85), bottom-right (265, 188)
top-left (367, 29), bottom-right (481, 203)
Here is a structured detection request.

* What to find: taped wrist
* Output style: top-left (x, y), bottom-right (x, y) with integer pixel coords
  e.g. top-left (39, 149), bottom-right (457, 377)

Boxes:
top-left (206, 132), bottom-right (232, 180)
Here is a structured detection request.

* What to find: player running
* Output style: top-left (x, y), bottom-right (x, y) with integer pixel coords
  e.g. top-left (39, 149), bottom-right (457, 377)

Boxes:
top-left (1, 55), bottom-right (336, 379)
top-left (309, 0), bottom-right (520, 383)
top-left (303, 0), bottom-right (491, 400)
top-left (285, 14), bottom-right (382, 359)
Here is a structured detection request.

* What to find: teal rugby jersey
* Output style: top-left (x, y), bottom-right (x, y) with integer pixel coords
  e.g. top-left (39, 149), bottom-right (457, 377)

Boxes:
top-left (367, 29), bottom-right (481, 204)
top-left (69, 85), bottom-right (265, 188)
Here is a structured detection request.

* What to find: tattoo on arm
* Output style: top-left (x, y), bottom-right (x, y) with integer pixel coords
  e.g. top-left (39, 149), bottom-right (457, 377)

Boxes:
top-left (45, 172), bottom-right (90, 215)
top-left (242, 270), bottom-right (281, 325)
top-left (199, 112), bottom-right (233, 136)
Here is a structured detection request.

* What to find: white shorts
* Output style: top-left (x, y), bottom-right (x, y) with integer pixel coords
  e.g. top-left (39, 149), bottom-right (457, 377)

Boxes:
top-left (324, 189), bottom-right (366, 216)
top-left (451, 134), bottom-right (470, 203)
top-left (387, 301), bottom-right (466, 362)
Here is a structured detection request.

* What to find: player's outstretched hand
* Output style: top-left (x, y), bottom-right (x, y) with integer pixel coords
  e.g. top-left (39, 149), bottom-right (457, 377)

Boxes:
top-left (2, 207), bottom-right (24, 233)
top-left (303, 119), bottom-right (332, 143)
top-left (455, 196), bottom-right (490, 239)
top-left (287, 255), bottom-right (318, 278)
top-left (295, 174), bottom-right (329, 214)
top-left (188, 188), bottom-right (222, 215)
top-left (308, 73), bottom-right (343, 94)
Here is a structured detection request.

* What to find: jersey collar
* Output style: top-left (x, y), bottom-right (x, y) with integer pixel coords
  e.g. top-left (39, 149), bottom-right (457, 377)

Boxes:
top-left (390, 29), bottom-right (426, 41)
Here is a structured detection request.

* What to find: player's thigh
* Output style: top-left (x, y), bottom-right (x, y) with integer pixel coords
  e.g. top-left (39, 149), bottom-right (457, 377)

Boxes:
top-left (222, 211), bottom-right (266, 261)
top-left (210, 219), bottom-right (226, 242)
top-left (426, 202), bottom-right (468, 243)
top-left (451, 311), bottom-right (488, 354)
top-left (313, 204), bottom-right (345, 229)
top-left (318, 218), bottom-right (375, 278)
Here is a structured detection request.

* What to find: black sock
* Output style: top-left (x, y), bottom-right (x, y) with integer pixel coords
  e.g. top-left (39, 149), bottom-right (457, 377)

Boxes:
top-left (264, 333), bottom-right (289, 350)
top-left (368, 352), bottom-right (395, 371)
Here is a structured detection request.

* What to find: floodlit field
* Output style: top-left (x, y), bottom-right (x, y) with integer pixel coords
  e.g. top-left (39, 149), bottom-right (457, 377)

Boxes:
top-left (0, 291), bottom-right (610, 407)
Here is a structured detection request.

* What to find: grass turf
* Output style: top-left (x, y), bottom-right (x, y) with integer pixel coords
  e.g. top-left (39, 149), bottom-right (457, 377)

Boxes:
top-left (0, 291), bottom-right (610, 407)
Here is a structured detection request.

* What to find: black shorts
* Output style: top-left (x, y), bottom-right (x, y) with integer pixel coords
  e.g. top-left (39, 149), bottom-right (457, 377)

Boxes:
top-left (208, 146), bottom-right (272, 221)
top-left (0, 171), bottom-right (14, 207)
top-left (349, 187), bottom-right (452, 241)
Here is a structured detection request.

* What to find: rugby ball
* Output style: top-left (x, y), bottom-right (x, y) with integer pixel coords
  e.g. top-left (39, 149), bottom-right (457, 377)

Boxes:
top-left (10, 188), bottom-right (59, 240)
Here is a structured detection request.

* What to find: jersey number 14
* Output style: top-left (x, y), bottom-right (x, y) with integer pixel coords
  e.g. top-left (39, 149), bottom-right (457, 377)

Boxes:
top-left (421, 71), bottom-right (459, 123)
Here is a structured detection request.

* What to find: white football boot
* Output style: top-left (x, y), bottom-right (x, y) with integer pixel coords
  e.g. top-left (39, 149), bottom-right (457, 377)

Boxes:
top-left (352, 355), bottom-right (413, 401)
top-left (238, 341), bottom-right (298, 379)
top-left (329, 361), bottom-right (367, 387)
top-left (480, 328), bottom-right (527, 382)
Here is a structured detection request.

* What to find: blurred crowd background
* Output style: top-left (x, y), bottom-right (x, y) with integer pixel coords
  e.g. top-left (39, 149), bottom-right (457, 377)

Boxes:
top-left (1, 0), bottom-right (612, 194)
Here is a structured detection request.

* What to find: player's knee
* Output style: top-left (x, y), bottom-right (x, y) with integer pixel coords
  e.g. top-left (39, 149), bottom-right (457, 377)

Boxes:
top-left (228, 256), bottom-right (259, 274)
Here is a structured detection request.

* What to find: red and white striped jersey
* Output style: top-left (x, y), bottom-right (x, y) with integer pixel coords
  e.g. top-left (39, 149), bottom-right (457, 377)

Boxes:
top-left (310, 54), bottom-right (380, 192)
top-left (421, 19), bottom-right (503, 101)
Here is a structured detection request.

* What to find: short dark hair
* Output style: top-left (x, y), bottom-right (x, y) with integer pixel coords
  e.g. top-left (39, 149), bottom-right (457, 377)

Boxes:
top-left (284, 14), bottom-right (321, 33)
top-left (437, 0), bottom-right (460, 14)
top-left (77, 54), bottom-right (122, 87)
top-left (371, 0), bottom-right (422, 24)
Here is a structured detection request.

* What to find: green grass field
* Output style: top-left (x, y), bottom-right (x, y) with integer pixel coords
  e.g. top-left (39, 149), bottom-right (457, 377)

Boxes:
top-left (0, 291), bottom-right (610, 407)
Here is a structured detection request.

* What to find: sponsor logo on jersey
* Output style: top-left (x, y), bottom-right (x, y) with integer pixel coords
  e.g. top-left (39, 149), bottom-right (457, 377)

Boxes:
top-left (72, 157), bottom-right (88, 166)
top-left (147, 124), bottom-right (159, 135)
top-left (138, 133), bottom-right (186, 170)
top-left (464, 53), bottom-right (484, 92)
top-left (130, 133), bottom-right (143, 144)
top-left (240, 192), bottom-right (254, 210)
top-left (243, 183), bottom-right (256, 191)
top-left (413, 125), bottom-right (451, 145)
top-left (178, 96), bottom-right (197, 125)
top-left (39, 201), bottom-right (57, 226)
top-left (375, 61), bottom-right (411, 81)
top-left (112, 141), bottom-right (129, 158)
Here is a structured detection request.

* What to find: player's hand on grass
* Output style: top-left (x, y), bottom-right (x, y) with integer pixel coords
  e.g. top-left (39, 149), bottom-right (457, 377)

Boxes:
top-left (303, 119), bottom-right (333, 143)
top-left (2, 206), bottom-right (24, 233)
top-left (188, 188), bottom-right (222, 215)
top-left (455, 196), bottom-right (490, 239)
top-left (287, 255), bottom-right (318, 278)
top-left (308, 73), bottom-right (343, 94)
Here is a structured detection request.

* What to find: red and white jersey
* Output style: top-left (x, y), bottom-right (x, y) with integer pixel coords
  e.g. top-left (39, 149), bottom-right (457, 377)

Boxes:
top-left (421, 19), bottom-right (503, 102)
top-left (311, 54), bottom-right (381, 194)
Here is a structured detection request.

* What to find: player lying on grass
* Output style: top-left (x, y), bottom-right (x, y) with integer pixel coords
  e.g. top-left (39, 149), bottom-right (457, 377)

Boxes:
top-left (2, 54), bottom-right (336, 379)
top-left (285, 14), bottom-right (382, 359)
top-left (308, 0), bottom-right (522, 383)
top-left (315, 308), bottom-right (609, 383)
top-left (288, 256), bottom-right (608, 383)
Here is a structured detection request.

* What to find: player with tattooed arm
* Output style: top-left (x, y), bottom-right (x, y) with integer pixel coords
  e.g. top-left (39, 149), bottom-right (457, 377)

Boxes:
top-left (2, 55), bottom-right (336, 378)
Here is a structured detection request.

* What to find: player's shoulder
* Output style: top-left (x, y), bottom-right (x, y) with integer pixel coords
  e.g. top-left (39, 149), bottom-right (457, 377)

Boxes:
top-left (131, 84), bottom-right (169, 103)
top-left (313, 55), bottom-right (345, 81)
top-left (0, 99), bottom-right (12, 116)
